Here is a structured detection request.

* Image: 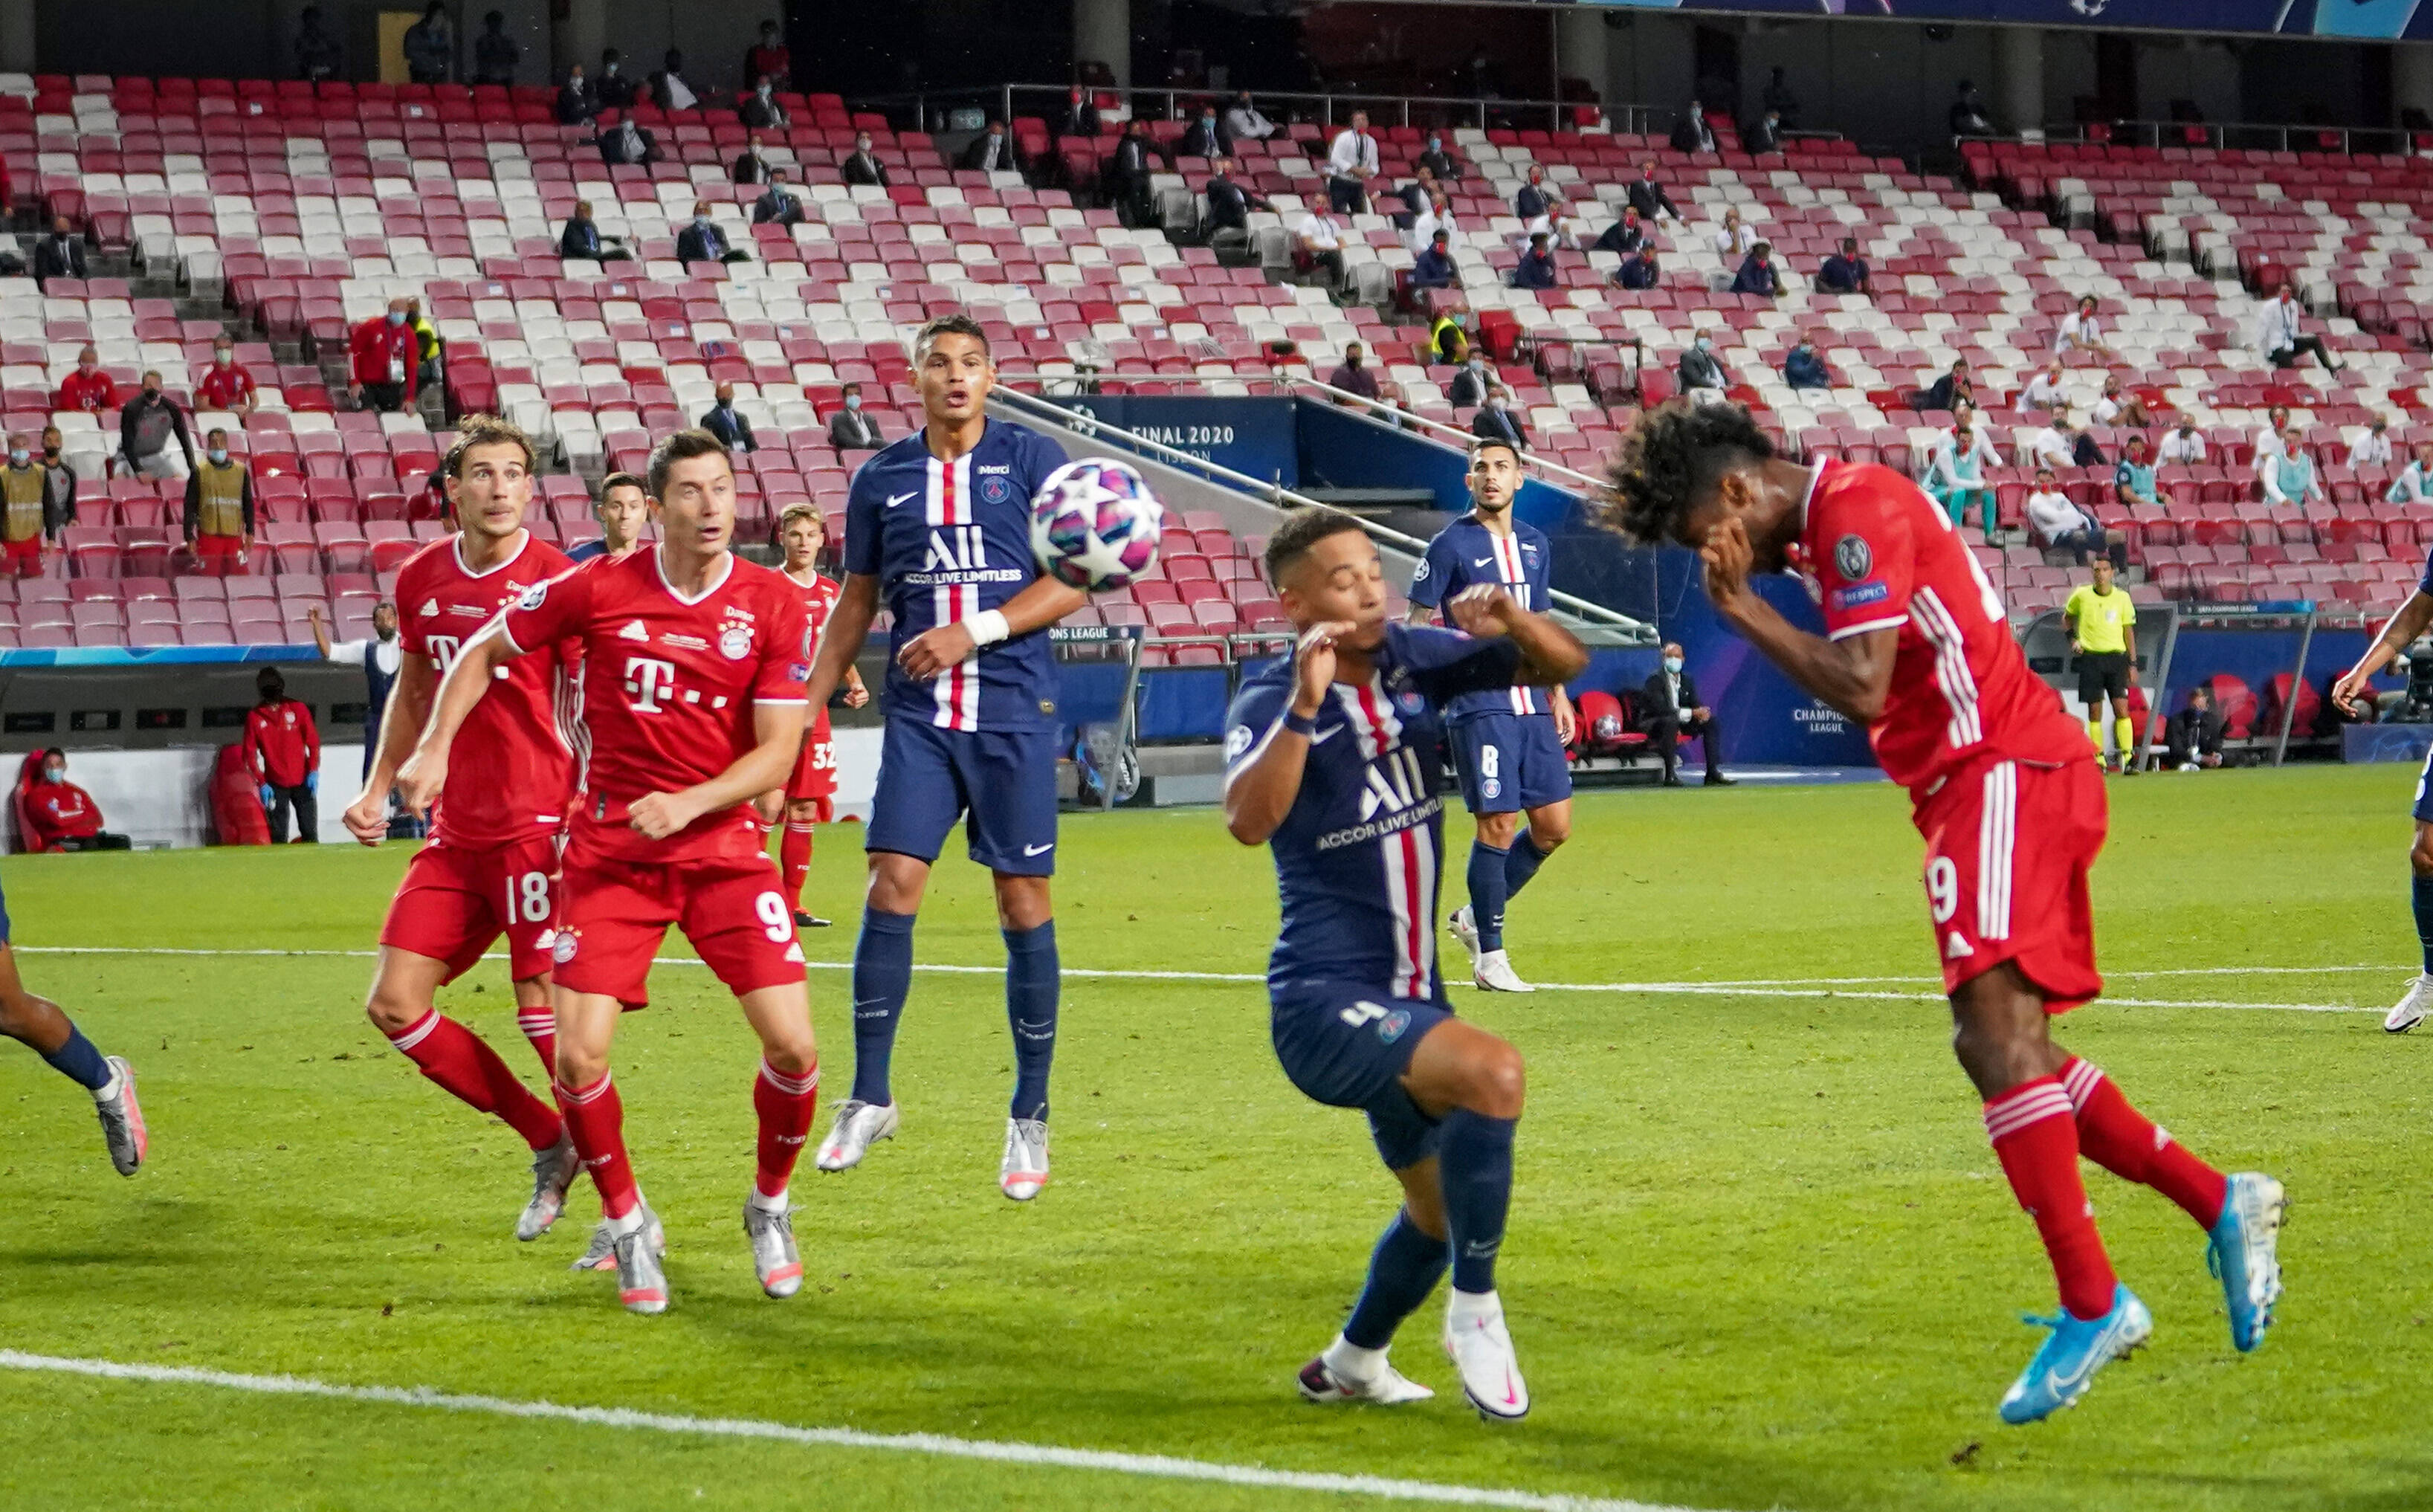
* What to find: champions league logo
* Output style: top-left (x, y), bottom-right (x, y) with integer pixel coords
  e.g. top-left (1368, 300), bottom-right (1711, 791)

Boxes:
top-left (1833, 534), bottom-right (1873, 581)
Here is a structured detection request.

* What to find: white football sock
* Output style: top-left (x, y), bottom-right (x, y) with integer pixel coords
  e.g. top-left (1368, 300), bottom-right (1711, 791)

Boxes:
top-left (1321, 1334), bottom-right (1386, 1383)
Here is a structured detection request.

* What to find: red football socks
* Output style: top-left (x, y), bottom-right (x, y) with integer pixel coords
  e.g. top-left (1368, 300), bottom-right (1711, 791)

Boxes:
top-left (387, 1009), bottom-right (563, 1152)
top-left (753, 1057), bottom-right (820, 1199)
top-left (515, 1004), bottom-right (558, 1081)
top-left (2060, 1057), bottom-right (2229, 1229)
top-left (780, 818), bottom-right (815, 909)
top-left (1984, 1074), bottom-right (2118, 1321)
top-left (556, 1072), bottom-right (640, 1220)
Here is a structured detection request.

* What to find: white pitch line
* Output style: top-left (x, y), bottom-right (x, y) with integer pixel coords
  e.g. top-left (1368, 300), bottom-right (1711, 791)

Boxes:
top-left (9, 946), bottom-right (2383, 1012)
top-left (0, 1351), bottom-right (1716, 1512)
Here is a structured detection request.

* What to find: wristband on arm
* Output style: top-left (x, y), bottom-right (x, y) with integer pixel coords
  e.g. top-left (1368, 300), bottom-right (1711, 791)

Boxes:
top-left (963, 608), bottom-right (1010, 647)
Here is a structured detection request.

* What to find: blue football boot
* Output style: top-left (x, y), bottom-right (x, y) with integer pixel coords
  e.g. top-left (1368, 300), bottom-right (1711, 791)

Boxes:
top-left (2207, 1172), bottom-right (2287, 1353)
top-left (1999, 1282), bottom-right (2153, 1424)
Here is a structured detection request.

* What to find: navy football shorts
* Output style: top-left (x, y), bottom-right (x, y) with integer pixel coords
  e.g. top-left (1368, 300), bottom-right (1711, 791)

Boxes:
top-left (2414, 741), bottom-right (2433, 824)
top-left (1268, 977), bottom-right (1454, 1170)
top-left (866, 717), bottom-right (1061, 875)
top-left (1447, 711), bottom-right (1572, 816)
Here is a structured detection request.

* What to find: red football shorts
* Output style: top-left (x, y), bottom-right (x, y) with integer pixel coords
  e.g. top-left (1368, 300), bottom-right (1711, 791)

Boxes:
top-left (785, 732), bottom-right (837, 801)
top-left (548, 852), bottom-right (807, 1007)
top-left (1, 536), bottom-right (39, 574)
top-left (1912, 754), bottom-right (2105, 1010)
top-left (380, 832), bottom-right (565, 982)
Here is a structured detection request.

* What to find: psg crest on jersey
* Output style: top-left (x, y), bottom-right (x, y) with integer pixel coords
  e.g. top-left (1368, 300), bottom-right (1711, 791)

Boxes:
top-left (979, 474), bottom-right (1011, 504)
top-left (1833, 534), bottom-right (1873, 580)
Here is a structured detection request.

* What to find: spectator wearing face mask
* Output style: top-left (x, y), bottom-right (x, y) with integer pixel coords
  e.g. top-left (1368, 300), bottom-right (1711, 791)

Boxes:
top-left (1592, 207), bottom-right (1648, 256)
top-left (1176, 106), bottom-right (1228, 163)
top-left (598, 113), bottom-right (659, 167)
top-left (1818, 237), bottom-right (1872, 296)
top-left (1418, 132), bottom-right (1464, 180)
top-left (1429, 309), bottom-right (1470, 366)
top-left (1783, 330), bottom-right (1832, 392)
top-left (1326, 342), bottom-right (1382, 407)
top-left (1678, 330), bottom-right (1727, 401)
top-left (2165, 687), bottom-right (2225, 771)
top-left (740, 76), bottom-right (789, 130)
top-left (652, 50), bottom-right (697, 112)
top-left (560, 199), bottom-right (630, 262)
top-left (244, 667), bottom-right (321, 844)
top-left (753, 169), bottom-right (804, 227)
top-left (676, 201), bottom-right (749, 267)
top-left (1447, 352), bottom-right (1490, 409)
top-left (1411, 228), bottom-right (1456, 289)
top-left (1223, 91), bottom-right (1274, 143)
top-left (964, 119), bottom-right (1021, 173)
top-left (32, 218), bottom-right (85, 288)
top-left (1203, 158), bottom-right (1270, 241)
top-left (1928, 423), bottom-right (1999, 543)
top-left (557, 62), bottom-right (596, 126)
top-left (1513, 167), bottom-right (1566, 242)
top-left (841, 132), bottom-right (889, 187)
top-left (594, 48), bottom-right (636, 109)
top-left (733, 134), bottom-right (773, 185)
top-left (349, 300), bottom-right (419, 413)
top-left (1641, 643), bottom-right (1728, 786)
top-left (1614, 245), bottom-right (1661, 291)
top-left (19, 752), bottom-right (129, 853)
top-left (2157, 416), bottom-right (2207, 466)
top-left (2263, 428), bottom-right (2324, 506)
top-left (829, 383), bottom-right (884, 450)
top-left (36, 428), bottom-right (75, 541)
top-left (1729, 242), bottom-right (1784, 298)
top-left (119, 370), bottom-right (193, 482)
top-left (2113, 434), bottom-right (2160, 510)
top-left (54, 346), bottom-right (114, 414)
top-left (1510, 232), bottom-right (1558, 291)
top-left (196, 339), bottom-right (256, 416)
top-left (1471, 384), bottom-right (1530, 451)
top-left (184, 428), bottom-right (255, 572)
top-left (2350, 416), bottom-right (2396, 468)
top-left (2390, 443), bottom-right (2433, 504)
top-left (0, 434), bottom-right (51, 575)
top-left (1059, 88), bottom-right (1102, 141)
top-left (698, 382), bottom-right (759, 451)
top-left (745, 19), bottom-right (792, 91)
top-left (1626, 161), bottom-right (1681, 223)
top-left (2089, 374), bottom-right (2152, 429)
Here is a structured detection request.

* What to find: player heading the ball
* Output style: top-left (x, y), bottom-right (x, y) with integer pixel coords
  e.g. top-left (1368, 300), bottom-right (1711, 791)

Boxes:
top-left (401, 428), bottom-right (820, 1316)
top-left (1225, 505), bottom-right (1587, 1421)
top-left (804, 313), bottom-right (1084, 1201)
top-left (1605, 399), bottom-right (2285, 1424)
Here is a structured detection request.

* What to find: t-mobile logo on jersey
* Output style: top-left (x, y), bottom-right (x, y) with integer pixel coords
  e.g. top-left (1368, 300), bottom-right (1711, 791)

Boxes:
top-left (624, 655), bottom-right (676, 713)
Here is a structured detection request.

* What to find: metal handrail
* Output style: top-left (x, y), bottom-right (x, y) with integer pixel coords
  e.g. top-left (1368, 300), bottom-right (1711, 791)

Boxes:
top-left (1957, 122), bottom-right (2417, 159)
top-left (996, 83), bottom-right (1652, 140)
top-left (988, 383), bottom-right (1655, 641)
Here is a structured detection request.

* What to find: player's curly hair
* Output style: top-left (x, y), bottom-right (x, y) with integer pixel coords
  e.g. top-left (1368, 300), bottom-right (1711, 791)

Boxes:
top-left (444, 413), bottom-right (535, 477)
top-left (1263, 504), bottom-right (1368, 587)
top-left (1598, 398), bottom-right (1775, 546)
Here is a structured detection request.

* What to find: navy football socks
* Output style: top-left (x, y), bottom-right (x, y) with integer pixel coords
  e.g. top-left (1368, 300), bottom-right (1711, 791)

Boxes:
top-left (1503, 831), bottom-right (1552, 902)
top-left (2414, 873), bottom-right (2433, 975)
top-left (1003, 920), bottom-right (1059, 1121)
top-left (39, 1022), bottom-right (110, 1091)
top-left (1465, 840), bottom-right (1510, 952)
top-left (1342, 1209), bottom-right (1450, 1349)
top-left (1439, 1108), bottom-right (1518, 1295)
top-left (849, 906), bottom-right (916, 1106)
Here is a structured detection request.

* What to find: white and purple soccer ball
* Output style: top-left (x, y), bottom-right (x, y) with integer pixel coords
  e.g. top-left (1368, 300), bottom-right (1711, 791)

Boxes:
top-left (1029, 457), bottom-right (1166, 591)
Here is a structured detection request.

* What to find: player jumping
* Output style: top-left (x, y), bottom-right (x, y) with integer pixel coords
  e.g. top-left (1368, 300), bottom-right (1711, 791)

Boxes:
top-left (401, 428), bottom-right (817, 1315)
top-left (1408, 437), bottom-right (1576, 993)
top-left (1604, 401), bottom-right (2284, 1424)
top-left (802, 314), bottom-right (1080, 1200)
top-left (344, 414), bottom-right (581, 1243)
top-left (0, 874), bottom-right (145, 1176)
top-left (2332, 560), bottom-right (2433, 1031)
top-left (1225, 506), bottom-right (1587, 1421)
top-left (760, 503), bottom-right (867, 930)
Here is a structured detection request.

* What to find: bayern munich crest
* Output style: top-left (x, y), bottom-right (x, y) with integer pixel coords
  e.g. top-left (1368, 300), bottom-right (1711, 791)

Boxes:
top-left (719, 627), bottom-right (753, 659)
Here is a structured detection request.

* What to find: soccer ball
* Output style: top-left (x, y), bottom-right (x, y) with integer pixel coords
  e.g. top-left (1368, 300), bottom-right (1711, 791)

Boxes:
top-left (1030, 458), bottom-right (1166, 591)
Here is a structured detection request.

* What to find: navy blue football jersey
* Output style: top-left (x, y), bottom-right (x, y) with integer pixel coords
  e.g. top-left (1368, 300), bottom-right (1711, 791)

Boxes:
top-left (1227, 623), bottom-right (1527, 1001)
top-left (1408, 514), bottom-right (1552, 720)
top-left (844, 419), bottom-right (1070, 731)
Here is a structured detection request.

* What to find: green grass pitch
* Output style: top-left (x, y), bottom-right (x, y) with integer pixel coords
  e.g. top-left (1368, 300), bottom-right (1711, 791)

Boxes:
top-left (2, 765), bottom-right (2430, 1512)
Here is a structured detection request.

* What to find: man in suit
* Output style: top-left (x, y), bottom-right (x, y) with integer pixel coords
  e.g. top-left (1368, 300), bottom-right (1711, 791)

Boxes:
top-left (1670, 102), bottom-right (1715, 154)
top-left (754, 170), bottom-right (804, 227)
top-left (828, 383), bottom-right (883, 450)
top-left (1641, 642), bottom-right (1731, 786)
top-left (698, 383), bottom-right (757, 452)
top-left (1472, 384), bottom-right (1530, 451)
top-left (1592, 207), bottom-right (1647, 256)
top-left (1202, 158), bottom-right (1266, 236)
top-left (560, 200), bottom-right (628, 261)
top-left (1745, 109), bottom-right (1786, 155)
top-left (961, 120), bottom-right (1019, 173)
top-left (740, 77), bottom-right (789, 129)
top-left (841, 132), bottom-right (889, 187)
top-left (598, 115), bottom-right (657, 167)
top-left (1060, 89), bottom-right (1102, 141)
top-left (1447, 353), bottom-right (1490, 409)
top-left (1418, 132), bottom-right (1464, 181)
top-left (31, 218), bottom-right (85, 285)
top-left (1626, 161), bottom-right (1680, 222)
top-left (1222, 90), bottom-right (1273, 143)
top-left (733, 135), bottom-right (773, 185)
top-left (1920, 358), bottom-right (1971, 415)
top-left (1677, 330), bottom-right (1727, 400)
top-left (593, 48), bottom-right (636, 109)
top-left (676, 202), bottom-right (749, 267)
top-left (556, 63), bottom-right (596, 126)
top-left (1109, 119), bottom-right (1157, 224)
top-left (1177, 103), bottom-right (1228, 161)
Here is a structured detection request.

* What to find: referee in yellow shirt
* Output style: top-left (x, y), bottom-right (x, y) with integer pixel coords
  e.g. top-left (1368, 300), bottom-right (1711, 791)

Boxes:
top-left (2064, 558), bottom-right (2139, 774)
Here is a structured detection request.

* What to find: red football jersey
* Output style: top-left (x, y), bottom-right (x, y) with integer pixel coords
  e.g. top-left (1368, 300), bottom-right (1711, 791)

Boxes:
top-left (783, 566), bottom-right (840, 745)
top-left (501, 548), bottom-right (812, 864)
top-left (396, 530), bottom-right (580, 850)
top-left (1797, 458), bottom-right (2088, 795)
